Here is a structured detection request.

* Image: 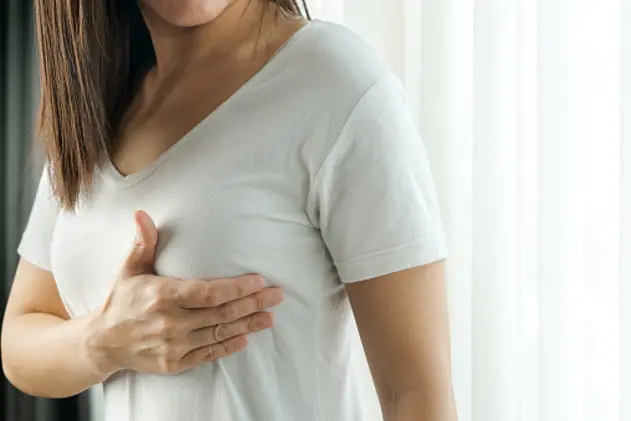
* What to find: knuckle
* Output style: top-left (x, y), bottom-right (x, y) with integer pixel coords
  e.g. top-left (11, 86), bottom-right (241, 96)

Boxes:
top-left (236, 320), bottom-right (250, 335)
top-left (146, 296), bottom-right (166, 312)
top-left (165, 347), bottom-right (182, 366)
top-left (138, 274), bottom-right (156, 285)
top-left (218, 304), bottom-right (237, 321)
top-left (157, 317), bottom-right (176, 338)
top-left (146, 287), bottom-right (169, 311)
top-left (158, 356), bottom-right (177, 374)
top-left (204, 289), bottom-right (220, 307)
top-left (146, 279), bottom-right (164, 294)
top-left (255, 296), bottom-right (266, 310)
top-left (241, 316), bottom-right (252, 332)
top-left (234, 282), bottom-right (247, 298)
top-left (247, 315), bottom-right (260, 331)
top-left (175, 289), bottom-right (193, 306)
top-left (205, 346), bottom-right (218, 361)
top-left (226, 337), bottom-right (245, 354)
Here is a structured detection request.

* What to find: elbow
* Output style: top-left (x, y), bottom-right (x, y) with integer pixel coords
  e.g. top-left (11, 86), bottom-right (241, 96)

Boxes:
top-left (0, 322), bottom-right (30, 396)
top-left (1, 326), bottom-right (74, 399)
top-left (381, 384), bottom-right (459, 421)
top-left (1, 359), bottom-right (38, 397)
top-left (0, 327), bottom-right (22, 393)
top-left (2, 362), bottom-right (76, 399)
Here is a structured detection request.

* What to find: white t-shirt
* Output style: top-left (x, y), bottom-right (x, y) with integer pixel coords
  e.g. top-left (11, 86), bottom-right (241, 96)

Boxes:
top-left (18, 20), bottom-right (448, 421)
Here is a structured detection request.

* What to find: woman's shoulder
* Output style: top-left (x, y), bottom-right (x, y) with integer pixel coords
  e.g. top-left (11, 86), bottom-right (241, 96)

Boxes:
top-left (281, 19), bottom-right (390, 98)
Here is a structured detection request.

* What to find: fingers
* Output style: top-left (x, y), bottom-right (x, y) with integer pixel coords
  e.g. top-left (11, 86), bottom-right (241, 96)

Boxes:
top-left (119, 210), bottom-right (159, 278)
top-left (188, 312), bottom-right (273, 348)
top-left (187, 287), bottom-right (284, 329)
top-left (157, 312), bottom-right (273, 374)
top-left (174, 275), bottom-right (267, 309)
top-left (179, 335), bottom-right (248, 371)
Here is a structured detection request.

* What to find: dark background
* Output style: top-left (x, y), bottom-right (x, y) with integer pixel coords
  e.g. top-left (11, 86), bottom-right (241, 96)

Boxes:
top-left (1, 1), bottom-right (91, 420)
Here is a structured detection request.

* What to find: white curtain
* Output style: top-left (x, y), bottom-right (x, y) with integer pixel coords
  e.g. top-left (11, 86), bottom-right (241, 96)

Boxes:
top-left (309, 0), bottom-right (631, 420)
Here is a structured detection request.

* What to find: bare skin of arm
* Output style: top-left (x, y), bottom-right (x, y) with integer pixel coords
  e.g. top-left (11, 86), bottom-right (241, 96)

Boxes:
top-left (1, 260), bottom-right (105, 398)
top-left (1, 211), bottom-right (283, 398)
top-left (346, 261), bottom-right (458, 421)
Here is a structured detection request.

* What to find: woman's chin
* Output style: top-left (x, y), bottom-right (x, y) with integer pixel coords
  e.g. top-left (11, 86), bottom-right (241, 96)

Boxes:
top-left (139, 0), bottom-right (234, 28)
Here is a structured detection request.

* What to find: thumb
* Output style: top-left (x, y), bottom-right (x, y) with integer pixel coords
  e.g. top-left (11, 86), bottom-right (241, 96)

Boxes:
top-left (119, 210), bottom-right (159, 278)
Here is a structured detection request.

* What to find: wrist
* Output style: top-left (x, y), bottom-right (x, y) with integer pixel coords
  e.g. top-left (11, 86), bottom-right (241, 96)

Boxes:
top-left (80, 310), bottom-right (119, 381)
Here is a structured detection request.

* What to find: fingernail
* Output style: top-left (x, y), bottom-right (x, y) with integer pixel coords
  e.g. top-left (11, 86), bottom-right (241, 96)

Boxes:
top-left (250, 275), bottom-right (265, 288)
top-left (270, 288), bottom-right (284, 303)
top-left (134, 223), bottom-right (142, 245)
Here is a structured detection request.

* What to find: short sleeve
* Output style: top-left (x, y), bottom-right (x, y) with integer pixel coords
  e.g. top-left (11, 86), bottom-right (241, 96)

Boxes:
top-left (17, 168), bottom-right (60, 271)
top-left (309, 75), bottom-right (448, 283)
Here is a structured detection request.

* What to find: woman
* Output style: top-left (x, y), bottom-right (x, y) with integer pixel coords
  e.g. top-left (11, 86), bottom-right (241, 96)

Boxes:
top-left (1, 1), bottom-right (457, 420)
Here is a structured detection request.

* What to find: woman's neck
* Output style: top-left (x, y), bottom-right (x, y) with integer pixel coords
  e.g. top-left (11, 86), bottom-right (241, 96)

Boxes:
top-left (139, 0), bottom-right (270, 83)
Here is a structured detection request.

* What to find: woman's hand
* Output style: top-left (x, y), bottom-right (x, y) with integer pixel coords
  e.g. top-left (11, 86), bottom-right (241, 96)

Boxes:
top-left (85, 211), bottom-right (283, 377)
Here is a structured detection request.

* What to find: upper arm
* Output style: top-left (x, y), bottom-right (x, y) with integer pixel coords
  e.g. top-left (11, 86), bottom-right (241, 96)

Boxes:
top-left (4, 167), bottom-right (67, 321)
top-left (345, 262), bottom-right (452, 401)
top-left (310, 74), bottom-right (452, 404)
top-left (4, 258), bottom-right (69, 320)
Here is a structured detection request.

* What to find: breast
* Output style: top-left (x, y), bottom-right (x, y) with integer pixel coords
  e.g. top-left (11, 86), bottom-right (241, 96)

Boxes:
top-left (50, 158), bottom-right (367, 421)
top-left (50, 165), bottom-right (338, 318)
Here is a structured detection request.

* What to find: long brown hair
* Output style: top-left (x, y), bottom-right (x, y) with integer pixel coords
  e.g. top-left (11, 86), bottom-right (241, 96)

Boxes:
top-left (34, 0), bottom-right (309, 210)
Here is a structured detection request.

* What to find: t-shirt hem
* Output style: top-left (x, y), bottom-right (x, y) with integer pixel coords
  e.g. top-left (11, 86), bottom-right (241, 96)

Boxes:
top-left (336, 239), bottom-right (449, 284)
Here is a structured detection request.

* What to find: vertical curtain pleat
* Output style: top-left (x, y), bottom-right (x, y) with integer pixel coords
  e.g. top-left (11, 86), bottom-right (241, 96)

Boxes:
top-left (472, 1), bottom-right (520, 420)
top-left (307, 0), bottom-right (344, 23)
top-left (620, 1), bottom-right (631, 421)
top-left (515, 1), bottom-right (539, 419)
top-left (419, 1), bottom-right (474, 420)
top-left (578, 2), bottom-right (621, 420)
top-left (538, 0), bottom-right (622, 420)
top-left (538, 1), bottom-right (588, 419)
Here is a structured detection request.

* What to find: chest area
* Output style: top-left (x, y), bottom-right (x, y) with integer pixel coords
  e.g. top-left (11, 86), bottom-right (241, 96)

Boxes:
top-left (111, 62), bottom-right (272, 177)
top-left (49, 169), bottom-right (325, 316)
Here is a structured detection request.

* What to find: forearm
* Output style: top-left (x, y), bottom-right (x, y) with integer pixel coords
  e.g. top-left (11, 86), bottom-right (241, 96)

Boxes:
top-left (1, 312), bottom-right (109, 398)
top-left (382, 387), bottom-right (458, 421)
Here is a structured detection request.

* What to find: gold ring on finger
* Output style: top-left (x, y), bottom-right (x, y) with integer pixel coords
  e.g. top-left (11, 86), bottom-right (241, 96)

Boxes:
top-left (212, 324), bottom-right (223, 343)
